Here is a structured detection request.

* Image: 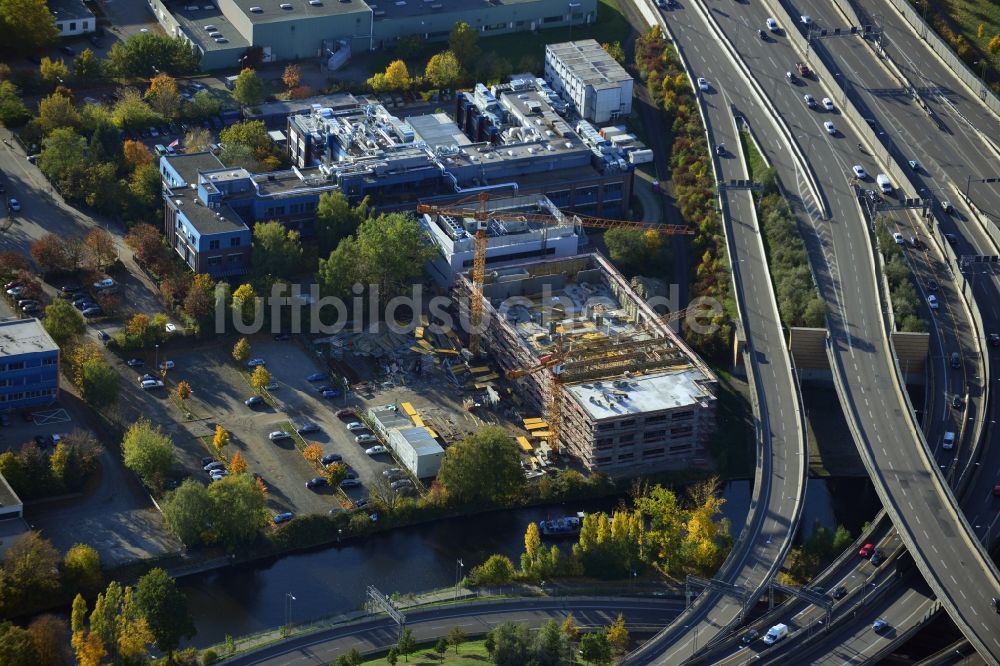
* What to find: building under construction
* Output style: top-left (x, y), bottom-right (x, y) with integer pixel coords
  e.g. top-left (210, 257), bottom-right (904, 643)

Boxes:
top-left (456, 253), bottom-right (717, 476)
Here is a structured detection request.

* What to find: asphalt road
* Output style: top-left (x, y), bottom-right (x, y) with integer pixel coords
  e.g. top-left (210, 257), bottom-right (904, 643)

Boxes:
top-left (717, 0), bottom-right (1000, 660)
top-left (613, 2), bottom-right (810, 662)
top-left (221, 597), bottom-right (682, 666)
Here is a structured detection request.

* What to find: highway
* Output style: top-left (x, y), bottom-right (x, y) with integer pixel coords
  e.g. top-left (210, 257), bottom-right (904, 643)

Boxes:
top-left (612, 1), bottom-right (809, 662)
top-left (220, 597), bottom-right (682, 665)
top-left (696, 0), bottom-right (1000, 660)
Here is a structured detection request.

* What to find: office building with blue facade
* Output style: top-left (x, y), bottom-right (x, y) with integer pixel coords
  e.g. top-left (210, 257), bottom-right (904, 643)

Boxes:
top-left (0, 319), bottom-right (59, 413)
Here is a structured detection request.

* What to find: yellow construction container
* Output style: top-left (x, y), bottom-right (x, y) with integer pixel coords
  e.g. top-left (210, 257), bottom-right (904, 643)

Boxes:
top-left (531, 430), bottom-right (552, 438)
top-left (436, 348), bottom-right (460, 356)
top-left (411, 415), bottom-right (425, 427)
top-left (401, 402), bottom-right (417, 417)
top-left (469, 366), bottom-right (491, 374)
top-left (517, 436), bottom-right (533, 452)
top-left (415, 326), bottom-right (425, 339)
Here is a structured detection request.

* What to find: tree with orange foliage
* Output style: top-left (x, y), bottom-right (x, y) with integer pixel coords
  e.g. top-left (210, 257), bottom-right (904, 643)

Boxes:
top-left (122, 140), bottom-right (153, 170)
top-left (228, 450), bottom-right (248, 474)
top-left (176, 380), bottom-right (192, 403)
top-left (282, 63), bottom-right (301, 90)
top-left (303, 442), bottom-right (322, 466)
top-left (84, 228), bottom-right (116, 269)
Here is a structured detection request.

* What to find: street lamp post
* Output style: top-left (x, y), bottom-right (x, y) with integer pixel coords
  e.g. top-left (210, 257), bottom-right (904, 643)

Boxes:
top-left (284, 593), bottom-right (296, 631)
top-left (155, 344), bottom-right (159, 370)
top-left (454, 558), bottom-right (464, 599)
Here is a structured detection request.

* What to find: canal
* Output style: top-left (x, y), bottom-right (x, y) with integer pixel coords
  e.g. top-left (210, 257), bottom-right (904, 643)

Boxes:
top-left (179, 477), bottom-right (877, 646)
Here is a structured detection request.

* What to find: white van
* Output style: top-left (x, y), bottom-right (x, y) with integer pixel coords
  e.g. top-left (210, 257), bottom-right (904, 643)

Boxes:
top-left (763, 623), bottom-right (788, 645)
top-left (942, 431), bottom-right (955, 450)
top-left (876, 173), bottom-right (892, 194)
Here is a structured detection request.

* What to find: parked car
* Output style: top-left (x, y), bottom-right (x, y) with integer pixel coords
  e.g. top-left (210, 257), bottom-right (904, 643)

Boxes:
top-left (244, 396), bottom-right (264, 407)
top-left (336, 409), bottom-right (355, 418)
top-left (246, 358), bottom-right (266, 368)
top-left (383, 467), bottom-right (404, 477)
top-left (340, 478), bottom-right (362, 488)
top-left (60, 284), bottom-right (83, 293)
top-left (927, 294), bottom-right (939, 310)
top-left (5, 286), bottom-right (24, 296)
top-left (273, 512), bottom-right (294, 524)
top-left (93, 278), bottom-right (116, 290)
top-left (321, 453), bottom-right (343, 465)
top-left (346, 422), bottom-right (366, 432)
top-left (204, 461), bottom-right (226, 472)
top-left (22, 303), bottom-right (42, 315)
top-left (264, 381), bottom-right (279, 391)
top-left (7, 197), bottom-right (19, 212)
top-left (82, 307), bottom-right (103, 318)
top-left (127, 358), bottom-right (144, 367)
top-left (97, 331), bottom-right (110, 343)
top-left (268, 431), bottom-right (291, 442)
top-left (73, 300), bottom-right (95, 311)
top-left (356, 434), bottom-right (376, 444)
top-left (321, 389), bottom-right (339, 399)
top-left (296, 422), bottom-right (320, 435)
top-left (307, 372), bottom-right (326, 382)
top-left (159, 360), bottom-right (175, 370)
top-left (306, 477), bottom-right (328, 490)
top-left (365, 445), bottom-right (388, 455)
top-left (390, 479), bottom-right (413, 490)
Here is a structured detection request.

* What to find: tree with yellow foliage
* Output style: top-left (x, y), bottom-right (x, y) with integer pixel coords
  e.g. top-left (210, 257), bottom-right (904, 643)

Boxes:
top-left (606, 613), bottom-right (629, 655)
top-left (232, 336), bottom-right (251, 363)
top-left (212, 425), bottom-right (230, 458)
top-left (368, 59), bottom-right (411, 92)
top-left (250, 365), bottom-right (272, 391)
top-left (231, 283), bottom-right (257, 324)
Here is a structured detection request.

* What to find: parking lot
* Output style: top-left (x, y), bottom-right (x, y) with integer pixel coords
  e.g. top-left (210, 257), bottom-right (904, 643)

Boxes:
top-left (149, 337), bottom-right (404, 518)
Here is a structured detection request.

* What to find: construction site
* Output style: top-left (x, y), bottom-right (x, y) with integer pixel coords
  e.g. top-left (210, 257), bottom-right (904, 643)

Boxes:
top-left (455, 252), bottom-right (718, 476)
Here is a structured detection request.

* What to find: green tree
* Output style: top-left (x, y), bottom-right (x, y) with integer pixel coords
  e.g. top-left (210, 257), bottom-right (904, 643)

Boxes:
top-left (0, 621), bottom-right (40, 666)
top-left (396, 627), bottom-right (416, 662)
top-left (603, 41), bottom-right (625, 65)
top-left (43, 298), bottom-right (85, 347)
top-left (36, 92), bottom-right (81, 135)
top-left (252, 221), bottom-right (303, 278)
top-left (232, 336), bottom-right (251, 363)
top-left (0, 80), bottom-right (30, 126)
top-left (111, 88), bottom-right (163, 131)
top-left (73, 48), bottom-right (100, 84)
top-left (447, 626), bottom-right (466, 653)
top-left (0, 0), bottom-right (58, 52)
top-left (135, 567), bottom-right (196, 658)
top-left (3, 532), bottom-right (60, 608)
top-left (485, 622), bottom-right (531, 666)
top-left (219, 119), bottom-right (276, 170)
top-left (533, 619), bottom-right (566, 665)
top-left (121, 418), bottom-right (175, 488)
top-left (449, 22), bottom-right (481, 71)
top-left (232, 68), bottom-right (265, 107)
top-left (185, 90), bottom-right (221, 120)
top-left (434, 637), bottom-right (448, 654)
top-left (579, 631), bottom-right (612, 665)
top-left (78, 357), bottom-right (119, 410)
top-left (386, 646), bottom-right (399, 665)
top-left (207, 474), bottom-right (268, 550)
top-left (424, 50), bottom-right (461, 89)
top-left (162, 479), bottom-right (213, 546)
top-left (89, 581), bottom-right (153, 663)
top-left (314, 191), bottom-right (369, 256)
top-left (183, 126), bottom-right (213, 152)
top-left (318, 212), bottom-right (433, 301)
top-left (62, 544), bottom-right (102, 594)
top-left (636, 485), bottom-right (685, 574)
top-left (604, 228), bottom-right (663, 275)
top-left (467, 554), bottom-right (515, 586)
top-left (436, 426), bottom-right (522, 504)
top-left (50, 441), bottom-right (85, 490)
top-left (39, 57), bottom-right (70, 88)
top-left (104, 33), bottom-right (198, 78)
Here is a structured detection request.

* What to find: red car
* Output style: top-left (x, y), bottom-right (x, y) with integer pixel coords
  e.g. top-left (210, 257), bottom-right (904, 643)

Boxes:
top-left (336, 408), bottom-right (355, 419)
top-left (993, 485), bottom-right (1000, 497)
top-left (859, 543), bottom-right (874, 558)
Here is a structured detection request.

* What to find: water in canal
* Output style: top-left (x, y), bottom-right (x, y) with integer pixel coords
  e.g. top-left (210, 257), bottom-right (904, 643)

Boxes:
top-left (180, 477), bottom-right (876, 646)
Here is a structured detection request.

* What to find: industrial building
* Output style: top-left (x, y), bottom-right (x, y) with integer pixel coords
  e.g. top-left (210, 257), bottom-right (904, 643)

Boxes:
top-left (162, 77), bottom-right (636, 277)
top-left (50, 0), bottom-right (95, 36)
top-left (420, 194), bottom-right (582, 287)
top-left (145, 0), bottom-right (597, 70)
top-left (368, 406), bottom-right (444, 479)
top-left (0, 319), bottom-right (60, 413)
top-left (545, 40), bottom-right (633, 123)
top-left (456, 253), bottom-right (717, 476)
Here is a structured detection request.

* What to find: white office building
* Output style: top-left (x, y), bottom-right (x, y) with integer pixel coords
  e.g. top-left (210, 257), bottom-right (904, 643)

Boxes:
top-left (544, 40), bottom-right (633, 123)
top-left (49, 0), bottom-right (95, 36)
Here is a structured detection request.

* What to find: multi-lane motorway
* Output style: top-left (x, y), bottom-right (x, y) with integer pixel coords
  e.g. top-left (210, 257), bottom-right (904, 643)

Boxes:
top-left (660, 0), bottom-right (1000, 660)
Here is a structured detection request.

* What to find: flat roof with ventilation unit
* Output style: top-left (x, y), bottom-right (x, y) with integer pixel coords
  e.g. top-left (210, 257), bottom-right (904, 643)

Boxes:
top-left (369, 0), bottom-right (541, 19)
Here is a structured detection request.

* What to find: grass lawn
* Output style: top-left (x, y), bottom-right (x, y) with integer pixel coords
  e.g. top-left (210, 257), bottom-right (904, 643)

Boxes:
top-left (739, 130), bottom-right (767, 184)
top-left (927, 0), bottom-right (1000, 56)
top-left (360, 640), bottom-right (491, 665)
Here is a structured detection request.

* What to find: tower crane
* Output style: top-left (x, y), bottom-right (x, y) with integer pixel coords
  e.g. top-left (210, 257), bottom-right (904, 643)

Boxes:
top-left (415, 192), bottom-right (693, 356)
